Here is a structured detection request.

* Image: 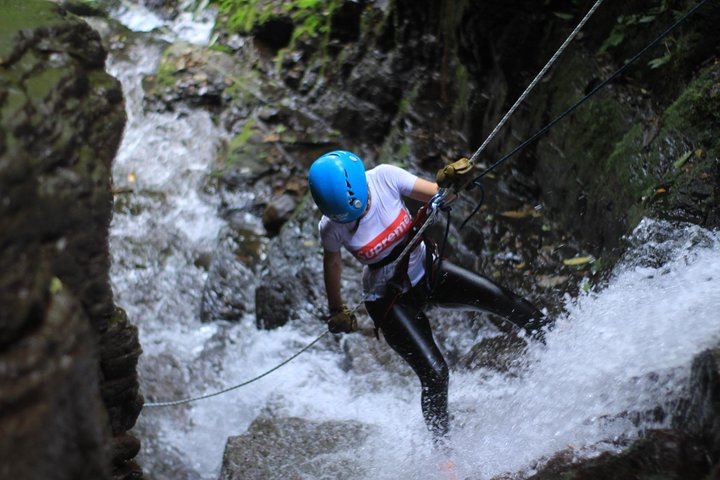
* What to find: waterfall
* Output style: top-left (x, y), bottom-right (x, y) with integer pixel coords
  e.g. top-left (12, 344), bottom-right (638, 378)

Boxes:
top-left (105, 3), bottom-right (720, 479)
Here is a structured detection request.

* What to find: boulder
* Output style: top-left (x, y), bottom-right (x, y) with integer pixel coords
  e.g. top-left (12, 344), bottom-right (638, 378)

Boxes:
top-left (219, 416), bottom-right (374, 480)
top-left (255, 266), bottom-right (320, 330)
top-left (200, 226), bottom-right (257, 322)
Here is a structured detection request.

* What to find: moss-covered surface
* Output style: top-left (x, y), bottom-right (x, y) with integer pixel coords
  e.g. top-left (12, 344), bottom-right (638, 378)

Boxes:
top-left (0, 1), bottom-right (70, 62)
top-left (213, 0), bottom-right (340, 44)
top-left (520, 0), bottom-right (720, 260)
top-left (645, 63), bottom-right (720, 225)
top-left (534, 54), bottom-right (719, 257)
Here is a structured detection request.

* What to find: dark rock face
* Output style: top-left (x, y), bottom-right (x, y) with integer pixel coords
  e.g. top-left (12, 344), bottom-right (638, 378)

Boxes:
top-left (0, 1), bottom-right (141, 479)
top-left (254, 210), bottom-right (324, 330)
top-left (677, 347), bottom-right (720, 465)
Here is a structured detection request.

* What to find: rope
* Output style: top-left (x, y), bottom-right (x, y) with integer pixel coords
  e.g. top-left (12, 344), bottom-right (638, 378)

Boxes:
top-left (468, 0), bottom-right (605, 165)
top-left (144, 329), bottom-right (329, 408)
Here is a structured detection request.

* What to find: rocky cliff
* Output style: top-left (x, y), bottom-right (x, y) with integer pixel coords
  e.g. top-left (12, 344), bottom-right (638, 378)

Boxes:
top-left (0, 1), bottom-right (142, 479)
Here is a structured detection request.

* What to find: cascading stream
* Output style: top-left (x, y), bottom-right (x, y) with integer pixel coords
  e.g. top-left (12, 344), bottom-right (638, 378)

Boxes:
top-left (106, 3), bottom-right (720, 480)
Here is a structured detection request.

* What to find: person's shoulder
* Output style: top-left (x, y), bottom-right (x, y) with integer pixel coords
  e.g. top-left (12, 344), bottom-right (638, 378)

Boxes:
top-left (318, 215), bottom-right (334, 232)
top-left (369, 163), bottom-right (409, 178)
top-left (319, 215), bottom-right (347, 234)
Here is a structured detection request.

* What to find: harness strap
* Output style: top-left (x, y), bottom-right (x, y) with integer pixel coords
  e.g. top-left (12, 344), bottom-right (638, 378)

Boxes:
top-left (368, 205), bottom-right (430, 272)
top-left (369, 205), bottom-right (438, 339)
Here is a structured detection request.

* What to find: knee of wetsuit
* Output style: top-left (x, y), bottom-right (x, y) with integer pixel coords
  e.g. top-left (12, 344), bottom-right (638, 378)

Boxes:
top-left (421, 360), bottom-right (449, 390)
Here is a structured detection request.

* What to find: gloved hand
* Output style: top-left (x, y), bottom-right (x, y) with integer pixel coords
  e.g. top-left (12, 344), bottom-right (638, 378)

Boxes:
top-left (327, 305), bottom-right (358, 334)
top-left (436, 157), bottom-right (475, 190)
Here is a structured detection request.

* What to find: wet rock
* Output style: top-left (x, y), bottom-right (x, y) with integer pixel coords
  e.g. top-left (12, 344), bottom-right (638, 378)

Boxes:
top-left (254, 199), bottom-right (328, 329)
top-left (675, 346), bottom-right (720, 460)
top-left (527, 429), bottom-right (710, 480)
top-left (255, 266), bottom-right (320, 330)
top-left (329, 0), bottom-right (364, 43)
top-left (200, 226), bottom-right (257, 322)
top-left (55, 0), bottom-right (111, 17)
top-left (317, 88), bottom-right (391, 143)
top-left (219, 416), bottom-right (374, 480)
top-left (262, 192), bottom-right (298, 236)
top-left (143, 42), bottom-right (242, 111)
top-left (143, 0), bottom-right (179, 20)
top-left (0, 283), bottom-right (111, 480)
top-left (110, 433), bottom-right (142, 466)
top-left (252, 16), bottom-right (294, 50)
top-left (460, 333), bottom-right (528, 373)
top-left (0, 1), bottom-right (141, 478)
top-left (100, 308), bottom-right (143, 433)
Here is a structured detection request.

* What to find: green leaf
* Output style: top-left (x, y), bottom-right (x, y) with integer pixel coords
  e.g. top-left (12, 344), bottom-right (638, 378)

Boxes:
top-left (673, 150), bottom-right (692, 169)
top-left (599, 26), bottom-right (625, 54)
top-left (297, 0), bottom-right (321, 9)
top-left (639, 15), bottom-right (656, 23)
top-left (49, 277), bottom-right (63, 294)
top-left (607, 30), bottom-right (625, 47)
top-left (553, 12), bottom-right (574, 20)
top-left (648, 54), bottom-right (671, 69)
top-left (563, 256), bottom-right (595, 267)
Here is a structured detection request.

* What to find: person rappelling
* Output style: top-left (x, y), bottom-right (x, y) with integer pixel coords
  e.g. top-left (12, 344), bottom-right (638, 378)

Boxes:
top-left (308, 150), bottom-right (548, 443)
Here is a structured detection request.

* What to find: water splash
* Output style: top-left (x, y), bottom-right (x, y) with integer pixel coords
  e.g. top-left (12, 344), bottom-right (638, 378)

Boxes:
top-left (112, 0), bottom-right (216, 45)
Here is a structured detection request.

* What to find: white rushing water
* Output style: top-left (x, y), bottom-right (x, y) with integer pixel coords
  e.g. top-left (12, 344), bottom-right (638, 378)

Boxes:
top-left (106, 4), bottom-right (720, 480)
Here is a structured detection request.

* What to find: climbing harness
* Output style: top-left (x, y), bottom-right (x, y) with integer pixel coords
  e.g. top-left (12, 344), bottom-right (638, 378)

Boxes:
top-left (460, 0), bottom-right (711, 230)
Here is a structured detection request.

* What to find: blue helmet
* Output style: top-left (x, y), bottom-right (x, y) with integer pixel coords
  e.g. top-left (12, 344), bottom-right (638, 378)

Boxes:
top-left (308, 150), bottom-right (368, 223)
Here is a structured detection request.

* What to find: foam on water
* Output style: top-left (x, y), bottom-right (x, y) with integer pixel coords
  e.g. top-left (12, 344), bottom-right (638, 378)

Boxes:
top-left (112, 0), bottom-right (216, 45)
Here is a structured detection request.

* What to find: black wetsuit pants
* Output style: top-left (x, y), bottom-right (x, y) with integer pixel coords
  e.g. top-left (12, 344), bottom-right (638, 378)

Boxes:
top-left (365, 261), bottom-right (545, 439)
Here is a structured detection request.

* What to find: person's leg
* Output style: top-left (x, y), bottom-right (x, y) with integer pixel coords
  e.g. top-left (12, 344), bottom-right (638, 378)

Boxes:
top-left (430, 261), bottom-right (548, 338)
top-left (366, 297), bottom-right (449, 439)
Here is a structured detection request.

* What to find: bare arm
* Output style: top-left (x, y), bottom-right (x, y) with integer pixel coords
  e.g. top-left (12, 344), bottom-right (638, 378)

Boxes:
top-left (407, 177), bottom-right (456, 204)
top-left (322, 249), bottom-right (344, 311)
top-left (407, 178), bottom-right (439, 202)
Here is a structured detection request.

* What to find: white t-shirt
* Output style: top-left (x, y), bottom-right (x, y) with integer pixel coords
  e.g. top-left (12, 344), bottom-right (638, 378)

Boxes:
top-left (319, 164), bottom-right (427, 300)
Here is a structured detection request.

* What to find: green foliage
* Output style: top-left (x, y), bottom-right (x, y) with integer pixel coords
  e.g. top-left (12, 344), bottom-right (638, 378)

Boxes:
top-left (293, 0), bottom-right (322, 9)
top-left (647, 53), bottom-right (671, 69)
top-left (214, 0), bottom-right (337, 39)
top-left (598, 13), bottom-right (657, 54)
top-left (663, 67), bottom-right (720, 156)
top-left (154, 49), bottom-right (180, 89)
top-left (215, 0), bottom-right (265, 34)
top-left (236, 117), bottom-right (257, 146)
top-left (596, 0), bottom-right (678, 56)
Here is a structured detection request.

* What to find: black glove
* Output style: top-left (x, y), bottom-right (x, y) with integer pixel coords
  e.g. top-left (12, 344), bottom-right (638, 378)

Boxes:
top-left (436, 157), bottom-right (475, 190)
top-left (327, 305), bottom-right (358, 334)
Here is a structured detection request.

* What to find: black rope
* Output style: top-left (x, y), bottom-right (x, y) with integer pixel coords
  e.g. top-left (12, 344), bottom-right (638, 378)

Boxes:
top-left (430, 207), bottom-right (452, 291)
top-left (461, 0), bottom-right (710, 228)
top-left (459, 180), bottom-right (486, 231)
